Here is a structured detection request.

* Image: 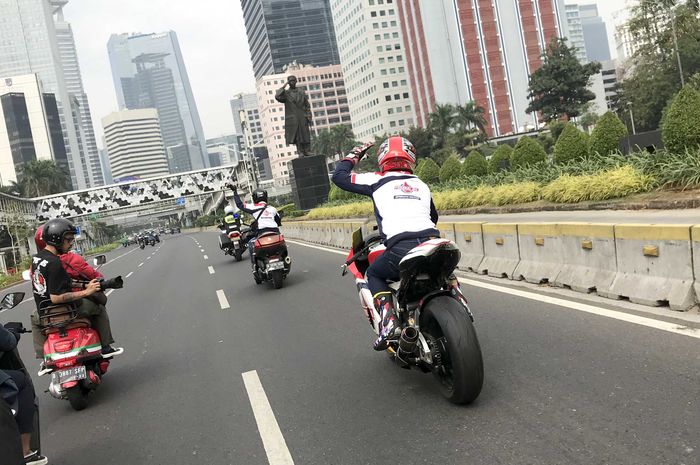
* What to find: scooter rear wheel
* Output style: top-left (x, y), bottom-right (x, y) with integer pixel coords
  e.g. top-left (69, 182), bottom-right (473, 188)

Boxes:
top-left (66, 386), bottom-right (88, 411)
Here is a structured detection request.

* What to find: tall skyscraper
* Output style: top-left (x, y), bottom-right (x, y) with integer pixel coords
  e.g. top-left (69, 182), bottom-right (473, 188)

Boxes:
top-left (230, 93), bottom-right (264, 147)
top-left (0, 0), bottom-right (96, 189)
top-left (240, 0), bottom-right (341, 80)
top-left (51, 0), bottom-right (104, 187)
top-left (107, 32), bottom-right (208, 173)
top-left (257, 63), bottom-right (351, 187)
top-left (565, 4), bottom-right (589, 62)
top-left (102, 109), bottom-right (170, 180)
top-left (0, 74), bottom-right (69, 185)
top-left (397, 0), bottom-right (568, 136)
top-left (330, 0), bottom-right (415, 140)
top-left (579, 4), bottom-right (611, 62)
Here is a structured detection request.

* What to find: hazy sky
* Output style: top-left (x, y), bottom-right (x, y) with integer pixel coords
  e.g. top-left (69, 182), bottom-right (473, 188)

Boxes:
top-left (64, 0), bottom-right (628, 148)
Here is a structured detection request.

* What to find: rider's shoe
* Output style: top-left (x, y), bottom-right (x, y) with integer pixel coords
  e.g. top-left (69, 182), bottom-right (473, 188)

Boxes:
top-left (373, 293), bottom-right (399, 351)
top-left (101, 346), bottom-right (124, 358)
top-left (24, 450), bottom-right (48, 465)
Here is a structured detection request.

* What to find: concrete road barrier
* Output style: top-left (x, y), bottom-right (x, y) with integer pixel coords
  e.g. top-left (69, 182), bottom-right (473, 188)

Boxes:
top-left (514, 223), bottom-right (564, 284)
top-left (453, 222), bottom-right (485, 272)
top-left (691, 225), bottom-right (700, 305)
top-left (554, 223), bottom-right (618, 295)
top-left (436, 222), bottom-right (456, 242)
top-left (478, 223), bottom-right (520, 278)
top-left (606, 224), bottom-right (695, 311)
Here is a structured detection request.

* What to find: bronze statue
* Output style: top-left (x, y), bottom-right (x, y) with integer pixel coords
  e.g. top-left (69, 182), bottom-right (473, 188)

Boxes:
top-left (275, 75), bottom-right (312, 156)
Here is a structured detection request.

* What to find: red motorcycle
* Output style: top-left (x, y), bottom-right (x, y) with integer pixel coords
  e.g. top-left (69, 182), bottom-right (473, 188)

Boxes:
top-left (252, 232), bottom-right (291, 289)
top-left (342, 228), bottom-right (484, 404)
top-left (26, 256), bottom-right (123, 410)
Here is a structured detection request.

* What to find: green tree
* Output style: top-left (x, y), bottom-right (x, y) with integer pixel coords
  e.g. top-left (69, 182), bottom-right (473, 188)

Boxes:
top-left (553, 123), bottom-right (590, 164)
top-left (13, 160), bottom-right (70, 197)
top-left (417, 157), bottom-right (440, 184)
top-left (428, 103), bottom-right (456, 149)
top-left (662, 85), bottom-right (700, 153)
top-left (462, 151), bottom-right (488, 177)
top-left (454, 101), bottom-right (487, 134)
top-left (590, 112), bottom-right (629, 155)
top-left (430, 147), bottom-right (455, 166)
top-left (547, 120), bottom-right (567, 142)
top-left (402, 126), bottom-right (433, 160)
top-left (526, 38), bottom-right (602, 122)
top-left (439, 154), bottom-right (463, 183)
top-left (619, 0), bottom-right (700, 131)
top-left (312, 124), bottom-right (357, 156)
top-left (511, 137), bottom-right (547, 169)
top-left (488, 144), bottom-right (513, 173)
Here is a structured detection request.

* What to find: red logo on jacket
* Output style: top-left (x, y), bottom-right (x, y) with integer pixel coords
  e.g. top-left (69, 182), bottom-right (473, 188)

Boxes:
top-left (395, 181), bottom-right (418, 194)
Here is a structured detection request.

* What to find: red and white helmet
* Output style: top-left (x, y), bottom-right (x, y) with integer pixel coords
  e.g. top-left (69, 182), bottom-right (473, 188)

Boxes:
top-left (377, 136), bottom-right (417, 173)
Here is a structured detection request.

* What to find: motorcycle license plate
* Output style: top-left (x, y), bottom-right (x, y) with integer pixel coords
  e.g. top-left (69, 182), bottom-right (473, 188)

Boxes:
top-left (267, 261), bottom-right (284, 271)
top-left (53, 366), bottom-right (86, 384)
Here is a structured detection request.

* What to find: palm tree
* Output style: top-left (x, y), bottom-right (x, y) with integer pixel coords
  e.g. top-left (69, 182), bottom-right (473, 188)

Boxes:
top-left (428, 103), bottom-right (457, 149)
top-left (311, 129), bottom-right (334, 156)
top-left (14, 160), bottom-right (70, 197)
top-left (454, 101), bottom-right (488, 134)
top-left (329, 124), bottom-right (357, 155)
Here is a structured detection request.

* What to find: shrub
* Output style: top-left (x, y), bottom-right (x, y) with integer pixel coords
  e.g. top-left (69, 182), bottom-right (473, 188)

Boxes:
top-left (662, 85), bottom-right (700, 154)
top-left (328, 184), bottom-right (363, 202)
top-left (553, 123), bottom-right (590, 164)
top-left (541, 165), bottom-right (652, 203)
top-left (511, 136), bottom-right (547, 169)
top-left (439, 154), bottom-right (463, 183)
top-left (306, 201), bottom-right (374, 219)
top-left (547, 120), bottom-right (567, 142)
top-left (590, 111), bottom-right (628, 156)
top-left (417, 157), bottom-right (440, 184)
top-left (488, 145), bottom-right (513, 173)
top-left (652, 148), bottom-right (700, 189)
top-left (430, 147), bottom-right (455, 166)
top-left (461, 151), bottom-right (488, 177)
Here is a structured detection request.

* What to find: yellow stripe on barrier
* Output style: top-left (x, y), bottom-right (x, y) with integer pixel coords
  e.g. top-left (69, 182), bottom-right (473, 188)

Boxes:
top-left (517, 223), bottom-right (559, 237)
top-left (614, 224), bottom-right (691, 241)
top-left (483, 223), bottom-right (517, 235)
top-left (454, 222), bottom-right (484, 234)
top-left (558, 223), bottom-right (615, 239)
top-left (691, 225), bottom-right (700, 242)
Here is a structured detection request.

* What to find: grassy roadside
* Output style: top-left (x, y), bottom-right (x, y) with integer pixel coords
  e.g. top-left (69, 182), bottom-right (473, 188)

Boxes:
top-left (84, 242), bottom-right (121, 256)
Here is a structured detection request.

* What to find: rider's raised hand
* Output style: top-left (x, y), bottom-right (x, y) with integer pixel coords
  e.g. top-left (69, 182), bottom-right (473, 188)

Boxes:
top-left (344, 142), bottom-right (375, 166)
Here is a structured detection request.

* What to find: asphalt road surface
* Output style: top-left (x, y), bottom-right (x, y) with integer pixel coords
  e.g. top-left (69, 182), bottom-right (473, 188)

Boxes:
top-left (2, 232), bottom-right (698, 465)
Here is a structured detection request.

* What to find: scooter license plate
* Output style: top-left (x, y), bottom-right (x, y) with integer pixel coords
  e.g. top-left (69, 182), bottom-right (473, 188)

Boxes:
top-left (53, 366), bottom-right (86, 384)
top-left (267, 261), bottom-right (284, 270)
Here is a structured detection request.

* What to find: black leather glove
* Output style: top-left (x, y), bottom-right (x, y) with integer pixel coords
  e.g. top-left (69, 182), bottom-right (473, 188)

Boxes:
top-left (4, 322), bottom-right (23, 342)
top-left (344, 142), bottom-right (375, 166)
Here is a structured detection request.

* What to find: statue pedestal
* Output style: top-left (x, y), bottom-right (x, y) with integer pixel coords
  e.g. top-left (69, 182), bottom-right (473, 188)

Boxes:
top-left (289, 155), bottom-right (330, 210)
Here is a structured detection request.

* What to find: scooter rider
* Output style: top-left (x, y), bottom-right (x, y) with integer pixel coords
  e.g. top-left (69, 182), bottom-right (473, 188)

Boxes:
top-left (229, 185), bottom-right (281, 268)
top-left (30, 218), bottom-right (123, 357)
top-left (218, 205), bottom-right (241, 234)
top-left (331, 137), bottom-right (439, 350)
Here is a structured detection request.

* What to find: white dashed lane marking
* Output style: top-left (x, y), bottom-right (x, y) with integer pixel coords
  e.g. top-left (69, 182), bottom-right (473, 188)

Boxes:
top-left (216, 290), bottom-right (230, 310)
top-left (208, 266), bottom-right (215, 274)
top-left (125, 272), bottom-right (134, 278)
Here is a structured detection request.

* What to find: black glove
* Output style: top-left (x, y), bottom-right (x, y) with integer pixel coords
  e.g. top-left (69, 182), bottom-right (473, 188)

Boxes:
top-left (344, 142), bottom-right (374, 166)
top-left (4, 322), bottom-right (23, 342)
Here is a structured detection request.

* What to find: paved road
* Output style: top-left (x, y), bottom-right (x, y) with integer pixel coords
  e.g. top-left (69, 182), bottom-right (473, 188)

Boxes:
top-left (444, 208), bottom-right (700, 224)
top-left (3, 233), bottom-right (698, 465)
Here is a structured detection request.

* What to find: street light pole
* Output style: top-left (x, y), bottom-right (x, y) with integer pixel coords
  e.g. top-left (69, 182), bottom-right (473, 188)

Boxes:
top-left (627, 103), bottom-right (637, 135)
top-left (670, 4), bottom-right (685, 87)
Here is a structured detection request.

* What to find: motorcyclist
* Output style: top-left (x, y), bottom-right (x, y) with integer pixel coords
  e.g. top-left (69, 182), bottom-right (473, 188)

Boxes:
top-left (29, 219), bottom-right (123, 358)
top-left (218, 205), bottom-right (241, 234)
top-left (1, 323), bottom-right (48, 464)
top-left (229, 186), bottom-right (281, 269)
top-left (331, 137), bottom-right (439, 350)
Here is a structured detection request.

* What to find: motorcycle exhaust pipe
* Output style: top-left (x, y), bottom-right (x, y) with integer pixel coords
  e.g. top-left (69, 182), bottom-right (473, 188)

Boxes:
top-left (398, 326), bottom-right (419, 354)
top-left (284, 256), bottom-right (292, 264)
top-left (48, 380), bottom-right (65, 399)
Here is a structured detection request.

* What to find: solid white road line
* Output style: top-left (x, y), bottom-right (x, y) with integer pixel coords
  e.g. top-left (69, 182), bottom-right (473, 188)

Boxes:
top-left (126, 272), bottom-right (134, 278)
top-left (105, 289), bottom-right (115, 297)
top-left (287, 239), bottom-right (700, 339)
top-left (203, 255), bottom-right (209, 260)
top-left (138, 262), bottom-right (144, 267)
top-left (208, 266), bottom-right (215, 275)
top-left (146, 256), bottom-right (151, 260)
top-left (216, 289), bottom-right (230, 309)
top-left (242, 370), bottom-right (295, 465)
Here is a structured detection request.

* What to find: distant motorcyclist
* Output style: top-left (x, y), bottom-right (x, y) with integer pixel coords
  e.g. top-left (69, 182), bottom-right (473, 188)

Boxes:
top-left (332, 137), bottom-right (439, 350)
top-left (228, 185), bottom-right (281, 268)
top-left (218, 205), bottom-right (241, 234)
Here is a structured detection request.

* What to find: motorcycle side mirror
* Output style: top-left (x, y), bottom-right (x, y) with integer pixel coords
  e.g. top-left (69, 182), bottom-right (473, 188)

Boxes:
top-left (0, 292), bottom-right (25, 310)
top-left (340, 264), bottom-right (348, 277)
top-left (22, 270), bottom-right (31, 281)
top-left (93, 255), bottom-right (107, 267)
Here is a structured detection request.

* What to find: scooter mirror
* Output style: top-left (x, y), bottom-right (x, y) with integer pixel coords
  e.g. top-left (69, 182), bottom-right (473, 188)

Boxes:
top-left (93, 255), bottom-right (107, 267)
top-left (21, 270), bottom-right (31, 281)
top-left (0, 292), bottom-right (25, 310)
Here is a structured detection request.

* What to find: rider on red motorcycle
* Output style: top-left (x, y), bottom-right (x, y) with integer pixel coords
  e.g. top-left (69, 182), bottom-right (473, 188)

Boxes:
top-left (230, 186), bottom-right (282, 267)
top-left (30, 219), bottom-right (122, 357)
top-left (331, 137), bottom-right (439, 350)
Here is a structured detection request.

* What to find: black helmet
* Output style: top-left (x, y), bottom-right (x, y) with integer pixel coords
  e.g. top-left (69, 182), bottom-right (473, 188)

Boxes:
top-left (252, 189), bottom-right (268, 203)
top-left (42, 218), bottom-right (78, 248)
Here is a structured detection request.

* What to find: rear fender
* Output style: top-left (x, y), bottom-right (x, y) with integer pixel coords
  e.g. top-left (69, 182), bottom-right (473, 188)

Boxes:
top-left (417, 289), bottom-right (473, 323)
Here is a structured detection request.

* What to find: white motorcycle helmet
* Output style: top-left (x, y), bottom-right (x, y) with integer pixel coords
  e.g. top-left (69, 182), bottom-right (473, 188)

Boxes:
top-left (224, 205), bottom-right (235, 215)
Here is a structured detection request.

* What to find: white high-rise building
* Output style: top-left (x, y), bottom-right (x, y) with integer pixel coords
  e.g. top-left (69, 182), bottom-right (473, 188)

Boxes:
top-left (102, 109), bottom-right (170, 181)
top-left (329, 0), bottom-right (414, 139)
top-left (613, 0), bottom-right (641, 61)
top-left (0, 0), bottom-right (92, 189)
top-left (51, 0), bottom-right (103, 187)
top-left (565, 4), bottom-right (589, 63)
top-left (230, 93), bottom-right (264, 147)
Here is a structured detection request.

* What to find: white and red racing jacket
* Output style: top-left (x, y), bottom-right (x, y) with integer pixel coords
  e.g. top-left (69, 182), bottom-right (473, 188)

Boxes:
top-left (332, 159), bottom-right (439, 249)
top-left (233, 192), bottom-right (281, 232)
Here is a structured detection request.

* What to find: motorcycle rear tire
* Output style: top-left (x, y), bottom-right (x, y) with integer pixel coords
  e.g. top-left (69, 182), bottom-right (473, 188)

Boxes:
top-left (234, 249), bottom-right (243, 262)
top-left (66, 386), bottom-right (89, 411)
top-left (271, 270), bottom-right (284, 289)
top-left (423, 296), bottom-right (483, 405)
